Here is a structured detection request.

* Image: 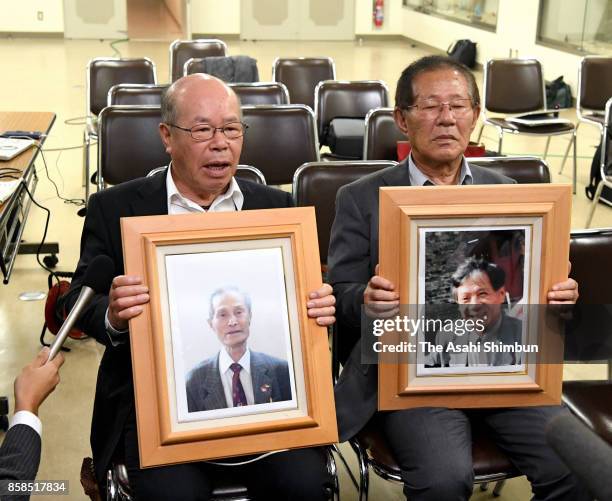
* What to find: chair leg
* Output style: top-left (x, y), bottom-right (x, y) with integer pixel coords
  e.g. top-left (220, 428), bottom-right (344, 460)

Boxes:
top-left (479, 482), bottom-right (489, 491)
top-left (332, 444), bottom-right (359, 491)
top-left (585, 180), bottom-right (604, 228)
top-left (572, 129), bottom-right (578, 195)
top-left (492, 479), bottom-right (507, 497)
top-left (559, 122), bottom-right (579, 175)
top-left (543, 136), bottom-right (551, 159)
top-left (350, 440), bottom-right (369, 501)
top-left (496, 128), bottom-right (504, 155)
top-left (325, 446), bottom-right (340, 501)
top-left (83, 130), bottom-right (90, 202)
top-left (476, 123), bottom-right (484, 143)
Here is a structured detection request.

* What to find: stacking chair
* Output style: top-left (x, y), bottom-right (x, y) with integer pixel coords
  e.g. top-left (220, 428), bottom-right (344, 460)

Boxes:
top-left (84, 57), bottom-right (157, 200)
top-left (184, 56), bottom-right (259, 82)
top-left (315, 80), bottom-right (389, 158)
top-left (350, 419), bottom-right (520, 500)
top-left (293, 160), bottom-right (396, 270)
top-left (107, 83), bottom-right (168, 106)
top-left (476, 58), bottom-right (577, 191)
top-left (169, 38), bottom-right (227, 82)
top-left (229, 82), bottom-right (290, 106)
top-left (272, 57), bottom-right (336, 109)
top-left (96, 106), bottom-right (169, 190)
top-left (468, 156), bottom-right (551, 184)
top-left (563, 228), bottom-right (612, 445)
top-left (586, 97), bottom-right (612, 227)
top-left (240, 105), bottom-right (320, 185)
top-left (363, 108), bottom-right (405, 161)
top-left (559, 56), bottom-right (612, 178)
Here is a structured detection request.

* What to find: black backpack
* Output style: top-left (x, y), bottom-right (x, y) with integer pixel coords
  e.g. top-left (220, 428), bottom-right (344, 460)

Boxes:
top-left (447, 39), bottom-right (477, 69)
top-left (546, 76), bottom-right (573, 109)
top-left (585, 132), bottom-right (612, 206)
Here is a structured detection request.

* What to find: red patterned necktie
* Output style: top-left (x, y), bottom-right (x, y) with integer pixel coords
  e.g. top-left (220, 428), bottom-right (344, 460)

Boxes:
top-left (230, 363), bottom-right (247, 407)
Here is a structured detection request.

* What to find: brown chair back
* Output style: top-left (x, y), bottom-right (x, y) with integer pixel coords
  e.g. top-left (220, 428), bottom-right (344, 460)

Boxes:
top-left (468, 156), bottom-right (551, 183)
top-left (107, 84), bottom-right (168, 106)
top-left (235, 165), bottom-right (266, 184)
top-left (169, 39), bottom-right (227, 82)
top-left (315, 80), bottom-right (389, 144)
top-left (229, 82), bottom-right (290, 106)
top-left (98, 106), bottom-right (169, 186)
top-left (363, 107), bottom-right (405, 160)
top-left (293, 161), bottom-right (396, 264)
top-left (272, 57), bottom-right (335, 109)
top-left (88, 58), bottom-right (157, 116)
top-left (570, 229), bottom-right (612, 305)
top-left (240, 105), bottom-right (320, 185)
top-left (484, 59), bottom-right (545, 114)
top-left (579, 56), bottom-right (612, 111)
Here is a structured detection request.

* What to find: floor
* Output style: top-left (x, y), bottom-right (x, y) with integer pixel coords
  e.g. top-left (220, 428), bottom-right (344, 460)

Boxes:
top-left (0, 36), bottom-right (610, 501)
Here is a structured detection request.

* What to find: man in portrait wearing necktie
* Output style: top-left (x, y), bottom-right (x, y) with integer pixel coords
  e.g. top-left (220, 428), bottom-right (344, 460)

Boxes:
top-left (185, 286), bottom-right (291, 412)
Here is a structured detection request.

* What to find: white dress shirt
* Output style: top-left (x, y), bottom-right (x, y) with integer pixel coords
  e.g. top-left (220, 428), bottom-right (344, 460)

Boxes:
top-left (408, 153), bottom-right (473, 186)
top-left (218, 348), bottom-right (255, 407)
top-left (105, 164), bottom-right (244, 344)
top-left (9, 410), bottom-right (42, 437)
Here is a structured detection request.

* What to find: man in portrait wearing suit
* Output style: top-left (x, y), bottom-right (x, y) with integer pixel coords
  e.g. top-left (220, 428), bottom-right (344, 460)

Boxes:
top-left (186, 287), bottom-right (291, 412)
top-left (426, 256), bottom-right (523, 367)
top-left (64, 74), bottom-right (336, 500)
top-left (328, 55), bottom-right (588, 500)
top-left (1, 348), bottom-right (64, 490)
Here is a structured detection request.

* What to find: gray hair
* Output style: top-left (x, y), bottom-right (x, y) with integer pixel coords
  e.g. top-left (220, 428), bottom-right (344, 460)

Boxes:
top-left (208, 286), bottom-right (252, 321)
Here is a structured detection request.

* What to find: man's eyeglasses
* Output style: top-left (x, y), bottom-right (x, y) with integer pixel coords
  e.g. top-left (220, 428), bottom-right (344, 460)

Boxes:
top-left (403, 98), bottom-right (473, 118)
top-left (167, 122), bottom-right (248, 141)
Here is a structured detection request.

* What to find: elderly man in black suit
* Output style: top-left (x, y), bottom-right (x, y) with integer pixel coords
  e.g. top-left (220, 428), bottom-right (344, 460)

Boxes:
top-left (186, 287), bottom-right (291, 412)
top-left (65, 74), bottom-right (336, 501)
top-left (328, 55), bottom-right (588, 500)
top-left (0, 348), bottom-right (64, 494)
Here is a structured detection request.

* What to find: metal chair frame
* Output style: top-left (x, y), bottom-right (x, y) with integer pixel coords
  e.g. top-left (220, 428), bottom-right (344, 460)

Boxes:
top-left (169, 38), bottom-right (228, 82)
top-left (586, 98), bottom-right (612, 227)
top-left (84, 57), bottom-right (157, 201)
top-left (476, 58), bottom-right (577, 192)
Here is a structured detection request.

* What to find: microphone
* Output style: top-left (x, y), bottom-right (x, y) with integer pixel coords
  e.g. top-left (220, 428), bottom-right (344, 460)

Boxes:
top-left (546, 412), bottom-right (612, 501)
top-left (47, 255), bottom-right (115, 361)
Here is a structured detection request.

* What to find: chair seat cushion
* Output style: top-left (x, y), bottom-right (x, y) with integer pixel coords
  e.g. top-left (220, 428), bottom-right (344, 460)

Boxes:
top-left (563, 380), bottom-right (612, 445)
top-left (357, 420), bottom-right (518, 478)
top-left (487, 117), bottom-right (575, 134)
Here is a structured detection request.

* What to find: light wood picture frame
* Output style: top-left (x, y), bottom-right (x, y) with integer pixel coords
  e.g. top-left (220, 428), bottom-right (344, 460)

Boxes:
top-left (377, 184), bottom-right (572, 410)
top-left (121, 207), bottom-right (337, 468)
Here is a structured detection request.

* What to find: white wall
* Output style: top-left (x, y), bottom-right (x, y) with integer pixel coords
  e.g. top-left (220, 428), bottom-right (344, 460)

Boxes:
top-left (0, 0), bottom-right (64, 32)
top-left (355, 0), bottom-right (403, 35)
top-left (401, 0), bottom-right (585, 93)
top-left (191, 0), bottom-right (240, 34)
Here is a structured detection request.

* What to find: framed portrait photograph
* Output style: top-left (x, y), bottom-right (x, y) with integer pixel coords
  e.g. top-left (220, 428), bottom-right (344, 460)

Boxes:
top-left (376, 184), bottom-right (571, 410)
top-left (121, 207), bottom-right (337, 468)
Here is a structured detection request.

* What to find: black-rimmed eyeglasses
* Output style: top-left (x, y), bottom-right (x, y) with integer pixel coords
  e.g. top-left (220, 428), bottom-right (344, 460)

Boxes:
top-left (167, 122), bottom-right (248, 141)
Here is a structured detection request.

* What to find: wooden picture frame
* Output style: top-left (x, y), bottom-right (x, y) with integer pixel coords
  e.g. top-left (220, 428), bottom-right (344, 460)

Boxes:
top-left (121, 207), bottom-right (337, 468)
top-left (377, 184), bottom-right (571, 410)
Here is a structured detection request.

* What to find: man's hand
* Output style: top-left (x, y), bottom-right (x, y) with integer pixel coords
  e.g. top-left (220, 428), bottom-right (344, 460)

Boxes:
top-left (108, 275), bottom-right (150, 331)
top-left (307, 283), bottom-right (336, 326)
top-left (547, 262), bottom-right (579, 304)
top-left (14, 347), bottom-right (64, 416)
top-left (364, 264), bottom-right (400, 317)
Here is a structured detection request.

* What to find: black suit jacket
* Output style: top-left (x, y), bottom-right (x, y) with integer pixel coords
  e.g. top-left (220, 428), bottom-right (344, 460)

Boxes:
top-left (186, 351), bottom-right (291, 412)
top-left (327, 159), bottom-right (515, 441)
top-left (0, 424), bottom-right (41, 496)
top-left (64, 170), bottom-right (293, 485)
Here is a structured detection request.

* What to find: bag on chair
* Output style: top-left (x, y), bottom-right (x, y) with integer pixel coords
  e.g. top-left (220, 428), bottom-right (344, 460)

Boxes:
top-left (447, 39), bottom-right (477, 68)
top-left (585, 139), bottom-right (612, 206)
top-left (546, 76), bottom-right (573, 109)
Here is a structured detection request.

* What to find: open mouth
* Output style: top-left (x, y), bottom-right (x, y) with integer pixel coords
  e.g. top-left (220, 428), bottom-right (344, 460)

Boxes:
top-left (204, 161), bottom-right (231, 172)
